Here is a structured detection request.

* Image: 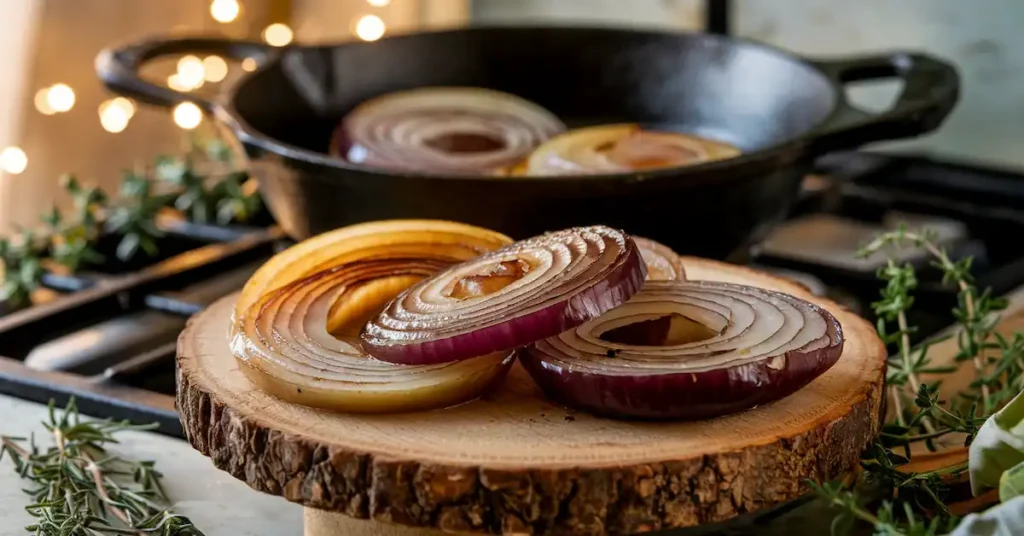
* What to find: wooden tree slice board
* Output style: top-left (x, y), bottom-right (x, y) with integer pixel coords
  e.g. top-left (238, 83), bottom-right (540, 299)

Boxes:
top-left (176, 258), bottom-right (887, 535)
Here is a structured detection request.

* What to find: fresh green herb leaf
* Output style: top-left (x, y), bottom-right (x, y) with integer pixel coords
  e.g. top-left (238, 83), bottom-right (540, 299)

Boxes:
top-left (815, 229), bottom-right (1024, 535)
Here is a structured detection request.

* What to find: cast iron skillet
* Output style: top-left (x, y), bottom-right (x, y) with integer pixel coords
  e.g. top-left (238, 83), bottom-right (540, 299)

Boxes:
top-left (95, 26), bottom-right (959, 260)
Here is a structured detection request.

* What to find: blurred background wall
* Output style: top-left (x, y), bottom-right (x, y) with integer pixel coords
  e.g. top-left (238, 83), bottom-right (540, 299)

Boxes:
top-left (0, 0), bottom-right (1020, 234)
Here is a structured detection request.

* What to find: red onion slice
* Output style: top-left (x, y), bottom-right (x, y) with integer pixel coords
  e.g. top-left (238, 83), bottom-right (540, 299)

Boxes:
top-left (519, 280), bottom-right (844, 420)
top-left (334, 87), bottom-right (566, 175)
top-left (519, 123), bottom-right (742, 176)
top-left (362, 226), bottom-right (647, 365)
top-left (633, 236), bottom-right (686, 281)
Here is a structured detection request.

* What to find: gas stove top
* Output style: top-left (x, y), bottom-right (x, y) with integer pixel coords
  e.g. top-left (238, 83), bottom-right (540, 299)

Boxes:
top-left (2, 150), bottom-right (1023, 437)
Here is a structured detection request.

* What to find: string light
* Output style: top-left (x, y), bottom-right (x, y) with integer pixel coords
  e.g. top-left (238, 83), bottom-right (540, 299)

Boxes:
top-left (203, 55), bottom-right (228, 82)
top-left (99, 105), bottom-right (129, 133)
top-left (98, 98), bottom-right (135, 133)
top-left (110, 97), bottom-right (136, 117)
top-left (176, 55), bottom-right (206, 88)
top-left (241, 57), bottom-right (258, 72)
top-left (173, 102), bottom-right (203, 130)
top-left (46, 84), bottom-right (75, 113)
top-left (0, 147), bottom-right (28, 175)
top-left (34, 88), bottom-right (55, 115)
top-left (210, 0), bottom-right (240, 23)
top-left (167, 73), bottom-right (203, 92)
top-left (367, 0), bottom-right (391, 5)
top-left (262, 23), bottom-right (294, 47)
top-left (355, 15), bottom-right (386, 41)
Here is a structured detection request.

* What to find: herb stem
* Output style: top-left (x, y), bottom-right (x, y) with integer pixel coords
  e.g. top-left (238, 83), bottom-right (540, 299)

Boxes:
top-left (916, 237), bottom-right (992, 407)
top-left (897, 309), bottom-right (937, 433)
top-left (890, 385), bottom-right (907, 426)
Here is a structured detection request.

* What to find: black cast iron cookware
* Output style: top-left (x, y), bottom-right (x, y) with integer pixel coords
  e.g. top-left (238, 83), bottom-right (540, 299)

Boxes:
top-left (96, 26), bottom-right (959, 260)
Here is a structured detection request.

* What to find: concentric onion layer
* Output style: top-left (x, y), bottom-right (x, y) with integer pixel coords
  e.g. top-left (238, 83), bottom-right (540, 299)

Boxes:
top-left (230, 220), bottom-right (515, 413)
top-left (362, 226), bottom-right (647, 366)
top-left (633, 236), bottom-right (686, 281)
top-left (334, 87), bottom-right (566, 175)
top-left (519, 280), bottom-right (844, 420)
top-left (519, 123), bottom-right (742, 176)
top-left (235, 219), bottom-right (513, 326)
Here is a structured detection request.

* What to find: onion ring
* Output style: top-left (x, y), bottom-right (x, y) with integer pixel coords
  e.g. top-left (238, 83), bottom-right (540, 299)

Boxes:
top-left (362, 226), bottom-right (647, 365)
top-left (519, 280), bottom-right (844, 420)
top-left (634, 236), bottom-right (686, 281)
top-left (333, 87), bottom-right (566, 175)
top-left (230, 220), bottom-right (516, 413)
top-left (518, 123), bottom-right (741, 176)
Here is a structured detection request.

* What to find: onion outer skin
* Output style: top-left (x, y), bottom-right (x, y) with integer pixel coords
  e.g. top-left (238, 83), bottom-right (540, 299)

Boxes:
top-left (231, 220), bottom-right (516, 413)
top-left (519, 280), bottom-right (844, 421)
top-left (633, 236), bottom-right (686, 281)
top-left (362, 226), bottom-right (647, 366)
top-left (332, 86), bottom-right (566, 175)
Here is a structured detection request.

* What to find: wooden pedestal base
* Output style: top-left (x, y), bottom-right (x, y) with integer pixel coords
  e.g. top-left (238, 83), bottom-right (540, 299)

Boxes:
top-left (304, 508), bottom-right (450, 536)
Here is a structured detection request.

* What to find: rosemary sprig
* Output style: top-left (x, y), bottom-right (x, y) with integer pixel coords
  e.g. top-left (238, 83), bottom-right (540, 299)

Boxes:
top-left (0, 398), bottom-right (204, 535)
top-left (814, 226), bottom-right (1024, 534)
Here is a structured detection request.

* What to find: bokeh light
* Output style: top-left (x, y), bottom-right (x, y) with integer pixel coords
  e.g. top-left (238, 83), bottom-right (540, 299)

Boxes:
top-left (210, 0), bottom-right (240, 23)
top-left (203, 55), bottom-right (228, 82)
top-left (355, 15), bottom-right (386, 41)
top-left (177, 55), bottom-right (206, 88)
top-left (262, 23), bottom-right (294, 47)
top-left (173, 102), bottom-right (203, 130)
top-left (0, 147), bottom-right (28, 174)
top-left (46, 84), bottom-right (75, 113)
top-left (34, 88), bottom-right (55, 115)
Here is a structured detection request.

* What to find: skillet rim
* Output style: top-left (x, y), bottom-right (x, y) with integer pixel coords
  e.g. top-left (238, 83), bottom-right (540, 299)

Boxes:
top-left (215, 24), bottom-right (845, 185)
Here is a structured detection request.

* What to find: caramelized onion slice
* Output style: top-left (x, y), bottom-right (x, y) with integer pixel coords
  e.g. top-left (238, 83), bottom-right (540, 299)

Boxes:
top-left (230, 220), bottom-right (514, 413)
top-left (333, 87), bottom-right (566, 175)
top-left (362, 226), bottom-right (647, 366)
top-left (519, 123), bottom-right (741, 176)
top-left (519, 280), bottom-right (844, 420)
top-left (235, 219), bottom-right (512, 326)
top-left (633, 236), bottom-right (686, 281)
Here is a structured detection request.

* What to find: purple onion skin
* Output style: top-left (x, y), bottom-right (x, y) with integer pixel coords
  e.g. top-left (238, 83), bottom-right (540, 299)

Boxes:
top-left (363, 243), bottom-right (648, 366)
top-left (519, 309), bottom-right (844, 421)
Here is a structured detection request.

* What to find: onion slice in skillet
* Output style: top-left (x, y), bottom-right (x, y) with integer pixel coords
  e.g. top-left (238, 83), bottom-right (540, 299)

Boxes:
top-left (519, 280), bottom-right (844, 420)
top-left (230, 220), bottom-right (515, 413)
top-left (518, 123), bottom-right (741, 176)
top-left (333, 87), bottom-right (566, 175)
top-left (634, 236), bottom-right (686, 281)
top-left (361, 226), bottom-right (647, 365)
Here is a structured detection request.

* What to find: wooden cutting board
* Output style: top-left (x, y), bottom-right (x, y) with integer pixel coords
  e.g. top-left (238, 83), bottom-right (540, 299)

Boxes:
top-left (175, 258), bottom-right (887, 535)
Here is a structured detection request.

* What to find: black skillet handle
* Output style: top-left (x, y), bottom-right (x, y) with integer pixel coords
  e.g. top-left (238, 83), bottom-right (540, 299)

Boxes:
top-left (95, 36), bottom-right (277, 113)
top-left (807, 52), bottom-right (960, 153)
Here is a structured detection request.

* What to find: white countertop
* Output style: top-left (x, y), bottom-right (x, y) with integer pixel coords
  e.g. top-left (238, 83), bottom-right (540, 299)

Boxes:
top-left (0, 394), bottom-right (303, 536)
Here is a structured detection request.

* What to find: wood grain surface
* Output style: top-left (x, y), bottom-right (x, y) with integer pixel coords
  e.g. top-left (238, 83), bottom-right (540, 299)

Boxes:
top-left (176, 257), bottom-right (887, 535)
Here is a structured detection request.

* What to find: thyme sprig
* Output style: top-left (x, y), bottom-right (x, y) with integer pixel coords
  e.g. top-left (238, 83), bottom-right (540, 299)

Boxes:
top-left (0, 398), bottom-right (204, 535)
top-left (814, 227), bottom-right (1024, 534)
